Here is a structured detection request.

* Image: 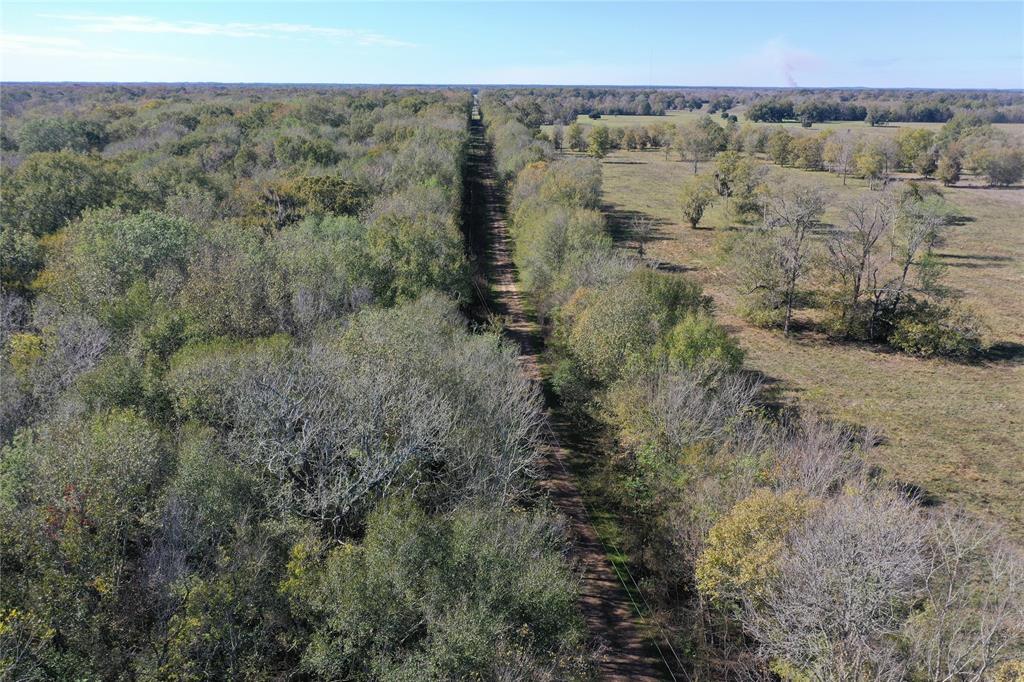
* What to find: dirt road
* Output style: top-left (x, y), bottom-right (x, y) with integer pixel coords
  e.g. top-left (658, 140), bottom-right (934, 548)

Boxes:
top-left (463, 104), bottom-right (677, 681)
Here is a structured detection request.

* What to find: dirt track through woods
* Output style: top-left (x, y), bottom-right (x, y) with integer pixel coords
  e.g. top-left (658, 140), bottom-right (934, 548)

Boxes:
top-left (463, 102), bottom-right (677, 681)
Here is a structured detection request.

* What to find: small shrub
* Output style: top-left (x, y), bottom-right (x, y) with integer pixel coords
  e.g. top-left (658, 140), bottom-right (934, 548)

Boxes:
top-left (889, 302), bottom-right (984, 359)
top-left (936, 154), bottom-right (961, 186)
top-left (550, 357), bottom-right (593, 413)
top-left (654, 312), bottom-right (744, 372)
top-left (679, 174), bottom-right (717, 228)
top-left (976, 147), bottom-right (1024, 186)
top-left (6, 332), bottom-right (44, 380)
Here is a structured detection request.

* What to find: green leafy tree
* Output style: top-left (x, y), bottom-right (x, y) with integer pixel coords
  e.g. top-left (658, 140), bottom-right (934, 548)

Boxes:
top-left (365, 183), bottom-right (470, 305)
top-left (865, 105), bottom-right (891, 127)
top-left (44, 209), bottom-right (196, 326)
top-left (285, 498), bottom-right (588, 681)
top-left (560, 268), bottom-right (710, 384)
top-left (714, 152), bottom-right (768, 222)
top-left (675, 116), bottom-right (727, 173)
top-left (792, 133), bottom-right (827, 170)
top-left (566, 122), bottom-right (586, 152)
top-left (679, 173), bottom-right (717, 228)
top-left (0, 410), bottom-right (171, 678)
top-left (1, 151), bottom-right (125, 237)
top-left (913, 148), bottom-right (939, 177)
top-left (16, 117), bottom-right (108, 154)
top-left (0, 226), bottom-right (42, 291)
top-left (936, 152), bottom-right (962, 186)
top-left (767, 129), bottom-right (794, 166)
top-left (975, 147), bottom-right (1024, 186)
top-left (896, 128), bottom-right (936, 171)
top-left (654, 312), bottom-right (744, 371)
top-left (587, 125), bottom-right (612, 159)
top-left (855, 138), bottom-right (899, 186)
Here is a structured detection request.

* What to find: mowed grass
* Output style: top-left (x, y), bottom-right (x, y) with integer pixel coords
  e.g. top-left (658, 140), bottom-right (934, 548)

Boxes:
top-left (592, 144), bottom-right (1024, 535)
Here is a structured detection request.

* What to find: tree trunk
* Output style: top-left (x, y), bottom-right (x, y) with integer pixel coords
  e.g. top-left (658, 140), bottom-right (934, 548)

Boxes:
top-left (783, 274), bottom-right (798, 334)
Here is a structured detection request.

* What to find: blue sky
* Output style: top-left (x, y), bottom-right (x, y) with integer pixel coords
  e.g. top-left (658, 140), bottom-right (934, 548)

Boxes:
top-left (2, 2), bottom-right (1021, 88)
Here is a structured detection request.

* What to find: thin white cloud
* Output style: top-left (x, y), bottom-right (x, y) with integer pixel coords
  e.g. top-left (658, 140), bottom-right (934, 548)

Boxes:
top-left (1, 32), bottom-right (194, 62)
top-left (38, 14), bottom-right (417, 48)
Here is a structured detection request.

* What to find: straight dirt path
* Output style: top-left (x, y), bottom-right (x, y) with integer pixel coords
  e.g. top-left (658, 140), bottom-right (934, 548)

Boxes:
top-left (464, 102), bottom-right (677, 681)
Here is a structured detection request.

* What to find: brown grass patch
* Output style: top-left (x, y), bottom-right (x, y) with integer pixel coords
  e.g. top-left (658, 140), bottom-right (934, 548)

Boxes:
top-left (599, 146), bottom-right (1024, 535)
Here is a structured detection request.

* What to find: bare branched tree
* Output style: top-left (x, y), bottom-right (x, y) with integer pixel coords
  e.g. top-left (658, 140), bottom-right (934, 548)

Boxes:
top-left (905, 511), bottom-right (1024, 681)
top-left (182, 300), bottom-right (547, 536)
top-left (650, 368), bottom-right (768, 460)
top-left (826, 192), bottom-right (897, 337)
top-left (887, 195), bottom-right (952, 313)
top-left (631, 214), bottom-right (654, 260)
top-left (773, 414), bottom-right (870, 497)
top-left (756, 180), bottom-right (829, 333)
top-left (745, 492), bottom-right (930, 682)
top-left (229, 345), bottom-right (455, 535)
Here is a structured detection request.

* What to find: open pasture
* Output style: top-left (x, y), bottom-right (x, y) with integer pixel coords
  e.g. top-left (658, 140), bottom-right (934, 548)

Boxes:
top-left (596, 145), bottom-right (1024, 533)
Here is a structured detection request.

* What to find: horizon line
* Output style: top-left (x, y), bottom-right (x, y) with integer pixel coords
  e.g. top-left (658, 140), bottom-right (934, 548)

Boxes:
top-left (3, 80), bottom-right (1022, 92)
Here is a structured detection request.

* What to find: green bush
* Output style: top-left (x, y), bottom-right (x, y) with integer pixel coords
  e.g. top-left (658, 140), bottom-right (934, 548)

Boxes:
top-left (16, 117), bottom-right (108, 153)
top-left (679, 174), bottom-right (717, 228)
top-left (696, 488), bottom-right (817, 603)
top-left (0, 225), bottom-right (42, 290)
top-left (286, 497), bottom-right (588, 681)
top-left (74, 354), bottom-right (146, 414)
top-left (559, 268), bottom-right (710, 384)
top-left (1, 151), bottom-right (125, 237)
top-left (889, 302), bottom-right (984, 359)
top-left (654, 312), bottom-right (745, 372)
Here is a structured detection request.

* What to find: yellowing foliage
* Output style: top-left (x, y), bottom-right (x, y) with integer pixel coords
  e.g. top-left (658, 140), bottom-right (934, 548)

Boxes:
top-left (994, 661), bottom-right (1024, 682)
top-left (695, 488), bottom-right (817, 602)
top-left (6, 332), bottom-right (44, 378)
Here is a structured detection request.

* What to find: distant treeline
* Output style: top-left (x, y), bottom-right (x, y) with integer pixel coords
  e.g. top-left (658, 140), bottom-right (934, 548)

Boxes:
top-left (480, 86), bottom-right (1024, 125)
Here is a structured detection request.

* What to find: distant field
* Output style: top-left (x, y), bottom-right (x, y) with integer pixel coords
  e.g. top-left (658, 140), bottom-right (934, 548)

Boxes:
top-left (592, 147), bottom-right (1024, 534)
top-left (546, 111), bottom-right (1024, 143)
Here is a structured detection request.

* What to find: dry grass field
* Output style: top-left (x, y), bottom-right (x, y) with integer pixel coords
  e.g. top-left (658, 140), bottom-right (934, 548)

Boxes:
top-left (590, 140), bottom-right (1024, 534)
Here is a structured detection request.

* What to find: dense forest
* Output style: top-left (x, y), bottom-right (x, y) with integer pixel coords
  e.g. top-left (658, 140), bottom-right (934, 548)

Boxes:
top-left (0, 85), bottom-right (591, 679)
top-left (1, 81), bottom-right (1022, 680)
